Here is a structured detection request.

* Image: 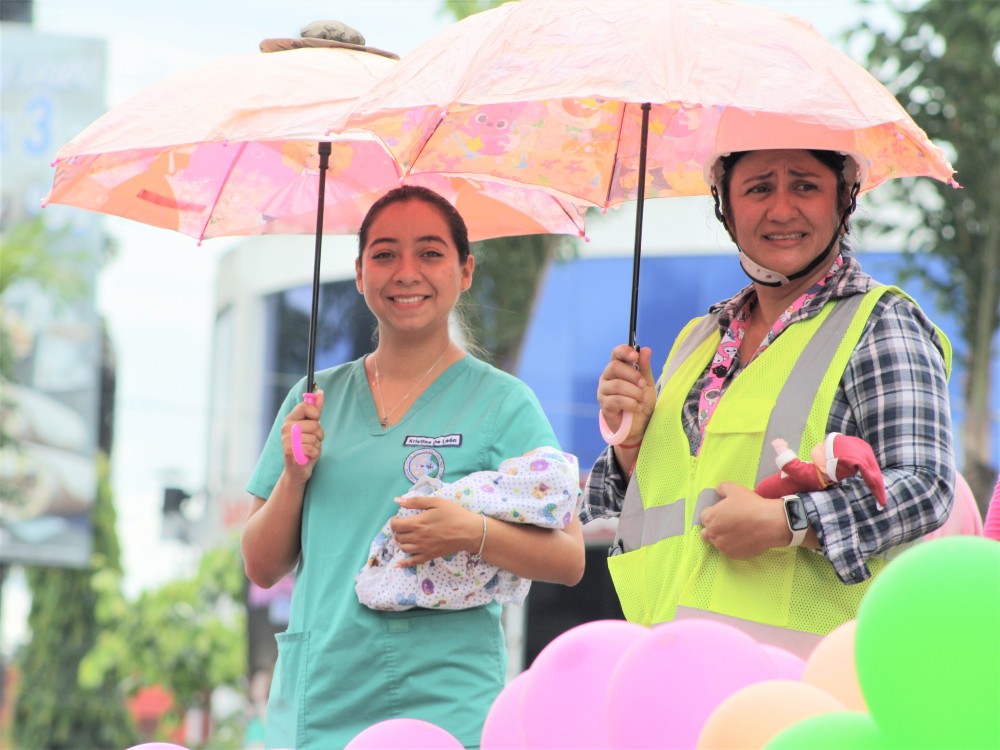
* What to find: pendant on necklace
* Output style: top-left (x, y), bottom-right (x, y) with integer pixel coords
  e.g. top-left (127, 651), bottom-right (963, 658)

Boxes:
top-left (379, 417), bottom-right (388, 429)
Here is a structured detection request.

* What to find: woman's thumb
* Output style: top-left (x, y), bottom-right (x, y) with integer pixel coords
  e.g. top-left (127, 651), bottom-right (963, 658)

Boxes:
top-left (637, 347), bottom-right (655, 383)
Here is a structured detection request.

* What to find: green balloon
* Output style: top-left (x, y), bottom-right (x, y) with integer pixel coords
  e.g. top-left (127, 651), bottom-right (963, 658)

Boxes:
top-left (765, 711), bottom-right (896, 750)
top-left (855, 536), bottom-right (1000, 749)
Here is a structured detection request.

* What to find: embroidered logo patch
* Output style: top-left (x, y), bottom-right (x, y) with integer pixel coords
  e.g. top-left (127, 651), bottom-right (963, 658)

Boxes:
top-left (403, 448), bottom-right (445, 484)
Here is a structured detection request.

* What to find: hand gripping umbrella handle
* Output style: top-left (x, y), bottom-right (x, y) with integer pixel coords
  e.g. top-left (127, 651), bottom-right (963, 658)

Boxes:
top-left (291, 391), bottom-right (318, 466)
top-left (599, 410), bottom-right (633, 446)
top-left (600, 337), bottom-right (641, 446)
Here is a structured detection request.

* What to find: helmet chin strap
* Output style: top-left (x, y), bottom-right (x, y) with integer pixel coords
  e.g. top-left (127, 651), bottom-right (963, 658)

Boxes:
top-left (737, 226), bottom-right (841, 287)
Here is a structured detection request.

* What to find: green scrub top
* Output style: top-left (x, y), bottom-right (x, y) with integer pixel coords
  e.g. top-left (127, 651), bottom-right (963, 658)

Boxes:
top-left (247, 355), bottom-right (560, 749)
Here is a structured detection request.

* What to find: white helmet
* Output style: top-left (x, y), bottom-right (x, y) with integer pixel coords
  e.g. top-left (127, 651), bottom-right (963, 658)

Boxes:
top-left (704, 148), bottom-right (867, 193)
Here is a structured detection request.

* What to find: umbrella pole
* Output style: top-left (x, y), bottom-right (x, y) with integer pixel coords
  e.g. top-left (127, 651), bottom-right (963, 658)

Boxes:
top-left (290, 141), bottom-right (331, 466)
top-left (306, 141), bottom-right (332, 393)
top-left (598, 103), bottom-right (651, 446)
top-left (628, 103), bottom-right (651, 350)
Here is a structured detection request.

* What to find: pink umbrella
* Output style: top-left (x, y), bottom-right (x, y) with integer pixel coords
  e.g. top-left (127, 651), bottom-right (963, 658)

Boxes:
top-left (43, 37), bottom-right (589, 459)
top-left (339, 0), bottom-right (958, 441)
top-left (44, 45), bottom-right (586, 244)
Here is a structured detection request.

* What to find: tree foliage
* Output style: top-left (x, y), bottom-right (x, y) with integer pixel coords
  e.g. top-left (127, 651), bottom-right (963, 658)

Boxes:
top-left (12, 453), bottom-right (138, 750)
top-left (0, 216), bottom-right (82, 457)
top-left (462, 233), bottom-right (576, 370)
top-left (0, 215), bottom-right (81, 299)
top-left (4, 213), bottom-right (131, 747)
top-left (441, 0), bottom-right (503, 20)
top-left (80, 535), bottom-right (247, 747)
top-left (849, 0), bottom-right (1000, 505)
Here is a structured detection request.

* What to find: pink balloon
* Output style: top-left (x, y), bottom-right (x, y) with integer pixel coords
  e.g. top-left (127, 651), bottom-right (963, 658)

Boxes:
top-left (481, 670), bottom-right (531, 749)
top-left (925, 472), bottom-right (983, 539)
top-left (345, 718), bottom-right (463, 749)
top-left (605, 619), bottom-right (777, 749)
top-left (761, 644), bottom-right (807, 681)
top-left (981, 472), bottom-right (1000, 541)
top-left (520, 619), bottom-right (650, 748)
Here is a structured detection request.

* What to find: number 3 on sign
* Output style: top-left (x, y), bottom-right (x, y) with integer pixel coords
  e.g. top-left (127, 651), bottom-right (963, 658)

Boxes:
top-left (23, 96), bottom-right (53, 155)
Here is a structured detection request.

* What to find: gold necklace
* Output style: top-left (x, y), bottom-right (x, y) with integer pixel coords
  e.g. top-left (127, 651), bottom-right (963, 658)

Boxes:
top-left (372, 345), bottom-right (451, 429)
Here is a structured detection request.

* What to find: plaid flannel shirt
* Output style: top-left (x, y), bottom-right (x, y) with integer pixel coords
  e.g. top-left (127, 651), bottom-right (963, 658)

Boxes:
top-left (581, 255), bottom-right (955, 584)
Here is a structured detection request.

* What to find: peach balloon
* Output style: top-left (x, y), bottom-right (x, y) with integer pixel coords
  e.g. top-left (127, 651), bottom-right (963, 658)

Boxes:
top-left (802, 620), bottom-right (867, 711)
top-left (697, 679), bottom-right (846, 750)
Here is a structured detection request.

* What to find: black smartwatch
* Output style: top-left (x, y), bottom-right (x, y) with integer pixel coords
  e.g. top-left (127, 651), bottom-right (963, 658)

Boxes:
top-left (782, 495), bottom-right (809, 547)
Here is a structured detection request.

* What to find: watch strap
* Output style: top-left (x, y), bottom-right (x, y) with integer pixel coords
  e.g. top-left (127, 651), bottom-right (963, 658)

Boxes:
top-left (787, 524), bottom-right (807, 548)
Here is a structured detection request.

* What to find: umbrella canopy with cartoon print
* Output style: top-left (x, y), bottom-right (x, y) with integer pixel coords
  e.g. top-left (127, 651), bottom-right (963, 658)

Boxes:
top-left (338, 0), bottom-right (958, 441)
top-left (43, 35), bottom-right (590, 460)
top-left (43, 45), bottom-right (587, 244)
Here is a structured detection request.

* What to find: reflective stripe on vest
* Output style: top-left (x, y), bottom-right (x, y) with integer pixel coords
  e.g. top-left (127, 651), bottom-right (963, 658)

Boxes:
top-left (607, 287), bottom-right (922, 635)
top-left (615, 291), bottom-right (869, 554)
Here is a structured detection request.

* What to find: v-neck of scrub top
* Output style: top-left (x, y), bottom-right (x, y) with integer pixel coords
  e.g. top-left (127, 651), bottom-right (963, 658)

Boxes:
top-left (366, 354), bottom-right (467, 435)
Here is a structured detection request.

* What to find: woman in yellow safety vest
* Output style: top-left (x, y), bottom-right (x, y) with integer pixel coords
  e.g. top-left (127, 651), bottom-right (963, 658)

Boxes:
top-left (581, 148), bottom-right (955, 658)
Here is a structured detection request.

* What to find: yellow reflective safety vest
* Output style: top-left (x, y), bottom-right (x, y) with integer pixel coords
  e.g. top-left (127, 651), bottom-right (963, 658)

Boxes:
top-left (608, 286), bottom-right (950, 636)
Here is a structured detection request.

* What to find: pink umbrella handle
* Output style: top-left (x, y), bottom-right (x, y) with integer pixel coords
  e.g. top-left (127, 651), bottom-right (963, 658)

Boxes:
top-left (599, 410), bottom-right (633, 446)
top-left (291, 392), bottom-right (318, 466)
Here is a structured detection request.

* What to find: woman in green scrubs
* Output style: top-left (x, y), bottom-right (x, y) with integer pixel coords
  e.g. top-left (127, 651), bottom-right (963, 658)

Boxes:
top-left (241, 186), bottom-right (586, 750)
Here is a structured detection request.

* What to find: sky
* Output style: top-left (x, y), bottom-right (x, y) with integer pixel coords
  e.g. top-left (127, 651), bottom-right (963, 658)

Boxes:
top-left (2, 0), bottom-right (905, 651)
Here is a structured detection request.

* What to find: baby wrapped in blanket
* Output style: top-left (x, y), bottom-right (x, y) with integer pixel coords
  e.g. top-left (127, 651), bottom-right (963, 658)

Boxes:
top-left (355, 446), bottom-right (579, 611)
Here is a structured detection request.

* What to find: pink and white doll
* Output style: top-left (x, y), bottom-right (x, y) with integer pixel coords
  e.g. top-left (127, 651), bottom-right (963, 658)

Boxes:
top-left (755, 432), bottom-right (887, 509)
top-left (355, 446), bottom-right (579, 611)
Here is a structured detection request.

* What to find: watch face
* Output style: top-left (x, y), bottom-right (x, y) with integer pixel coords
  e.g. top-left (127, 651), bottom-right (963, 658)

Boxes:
top-left (785, 497), bottom-right (809, 531)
